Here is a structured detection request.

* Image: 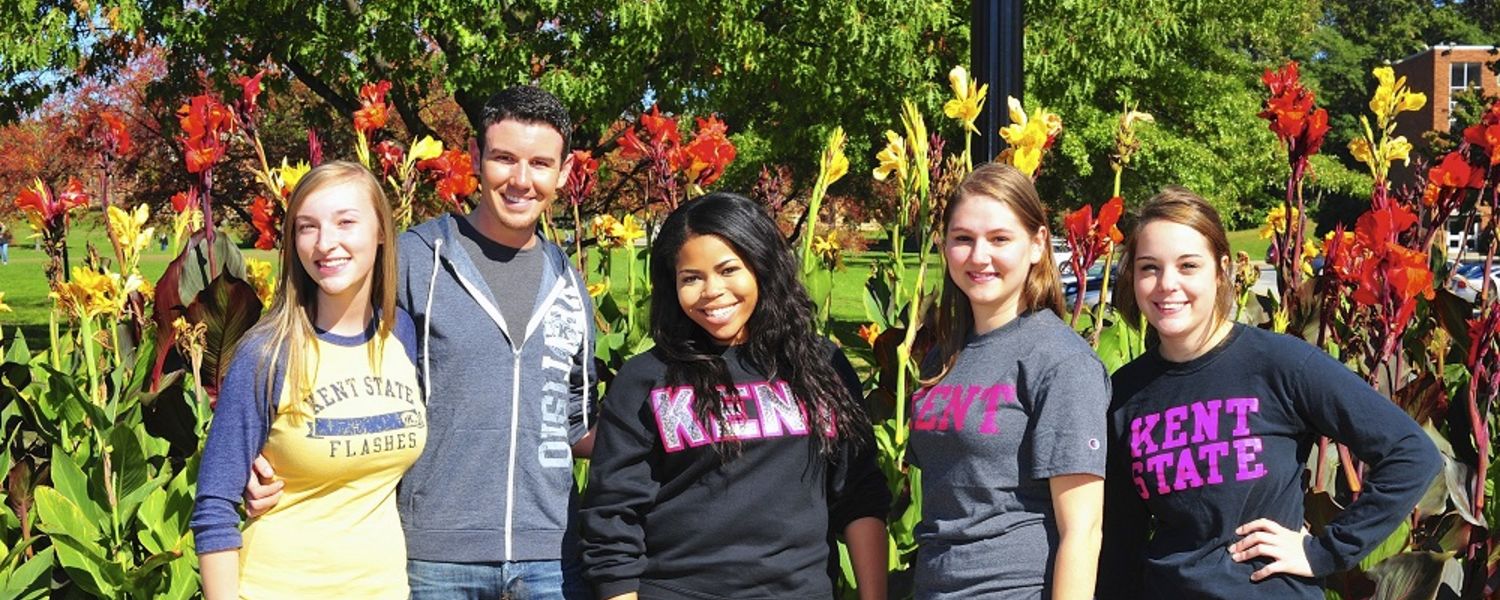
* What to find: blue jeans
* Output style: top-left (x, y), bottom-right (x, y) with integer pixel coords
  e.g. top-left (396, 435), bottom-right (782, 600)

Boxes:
top-left (408, 559), bottom-right (592, 600)
top-left (1, 243), bottom-right (8, 264)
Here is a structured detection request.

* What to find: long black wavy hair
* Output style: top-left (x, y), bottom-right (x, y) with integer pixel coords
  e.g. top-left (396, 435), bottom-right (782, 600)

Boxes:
top-left (649, 192), bottom-right (870, 457)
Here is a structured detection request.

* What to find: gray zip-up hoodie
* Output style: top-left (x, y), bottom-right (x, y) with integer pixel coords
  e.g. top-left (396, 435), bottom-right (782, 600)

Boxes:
top-left (395, 213), bottom-right (596, 563)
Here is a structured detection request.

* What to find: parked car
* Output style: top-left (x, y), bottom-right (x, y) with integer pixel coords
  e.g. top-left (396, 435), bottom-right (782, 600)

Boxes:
top-left (1448, 262), bottom-right (1500, 303)
top-left (1051, 237), bottom-right (1072, 267)
top-left (1060, 260), bottom-right (1119, 308)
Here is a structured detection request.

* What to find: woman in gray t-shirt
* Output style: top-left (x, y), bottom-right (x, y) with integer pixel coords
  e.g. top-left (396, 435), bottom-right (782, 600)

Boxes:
top-left (910, 163), bottom-right (1110, 599)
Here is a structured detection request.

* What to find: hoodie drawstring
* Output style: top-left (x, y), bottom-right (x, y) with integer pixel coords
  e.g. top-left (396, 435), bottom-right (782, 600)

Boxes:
top-left (423, 238), bottom-right (443, 402)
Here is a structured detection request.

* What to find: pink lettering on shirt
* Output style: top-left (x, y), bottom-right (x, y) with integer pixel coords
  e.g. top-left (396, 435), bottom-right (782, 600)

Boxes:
top-left (1127, 397), bottom-right (1267, 499)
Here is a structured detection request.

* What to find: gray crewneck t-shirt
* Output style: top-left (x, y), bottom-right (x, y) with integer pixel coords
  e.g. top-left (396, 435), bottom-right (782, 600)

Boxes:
top-left (909, 309), bottom-right (1110, 599)
top-left (453, 215), bottom-right (547, 340)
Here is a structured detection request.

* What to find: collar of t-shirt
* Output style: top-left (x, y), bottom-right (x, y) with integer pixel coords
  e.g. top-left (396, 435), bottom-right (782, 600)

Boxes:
top-left (453, 215), bottom-right (547, 337)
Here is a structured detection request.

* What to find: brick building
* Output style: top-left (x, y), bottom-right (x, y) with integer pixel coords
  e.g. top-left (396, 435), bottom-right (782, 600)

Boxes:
top-left (1391, 45), bottom-right (1499, 137)
top-left (1390, 44), bottom-right (1498, 254)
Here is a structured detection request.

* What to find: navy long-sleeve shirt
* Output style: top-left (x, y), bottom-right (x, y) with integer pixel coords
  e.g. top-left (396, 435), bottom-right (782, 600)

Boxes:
top-left (1099, 324), bottom-right (1441, 599)
top-left (579, 343), bottom-right (890, 600)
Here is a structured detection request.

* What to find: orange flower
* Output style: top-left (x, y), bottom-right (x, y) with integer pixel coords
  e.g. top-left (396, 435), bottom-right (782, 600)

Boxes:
top-left (353, 80), bottom-right (393, 135)
top-left (618, 127), bottom-right (649, 160)
top-left (177, 95), bottom-right (233, 174)
top-left (683, 116), bottom-right (736, 187)
top-left (1428, 151), bottom-right (1484, 190)
top-left (1258, 61), bottom-right (1329, 161)
top-left (99, 111), bottom-right (133, 156)
top-left (1061, 195), bottom-right (1124, 274)
top-left (639, 104), bottom-right (681, 147)
top-left (374, 140), bottom-right (405, 177)
top-left (183, 138), bottom-right (226, 174)
top-left (417, 148), bottom-right (479, 208)
top-left (170, 189), bottom-right (196, 213)
top-left (857, 323), bottom-right (882, 347)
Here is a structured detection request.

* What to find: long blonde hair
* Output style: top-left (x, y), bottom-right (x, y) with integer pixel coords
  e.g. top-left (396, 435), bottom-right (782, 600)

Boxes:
top-left (235, 161), bottom-right (398, 421)
top-left (923, 163), bottom-right (1065, 386)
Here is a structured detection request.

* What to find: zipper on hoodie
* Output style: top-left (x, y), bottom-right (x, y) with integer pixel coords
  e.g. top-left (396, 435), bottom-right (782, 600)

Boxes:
top-left (437, 245), bottom-right (573, 562)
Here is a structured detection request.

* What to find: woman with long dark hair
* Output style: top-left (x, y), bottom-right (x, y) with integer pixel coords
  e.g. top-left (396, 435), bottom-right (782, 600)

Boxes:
top-left (1098, 187), bottom-right (1439, 598)
top-left (191, 162), bottom-right (425, 598)
top-left (580, 192), bottom-right (890, 600)
top-left (910, 163), bottom-right (1109, 599)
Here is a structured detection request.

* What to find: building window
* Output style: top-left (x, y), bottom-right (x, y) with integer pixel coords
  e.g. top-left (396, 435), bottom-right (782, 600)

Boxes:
top-left (1450, 62), bottom-right (1483, 128)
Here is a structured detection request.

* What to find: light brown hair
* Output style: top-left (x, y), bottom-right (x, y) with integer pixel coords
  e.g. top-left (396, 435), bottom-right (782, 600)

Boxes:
top-left (1113, 185), bottom-right (1235, 331)
top-left (923, 162), bottom-right (1065, 386)
top-left (233, 161), bottom-right (399, 421)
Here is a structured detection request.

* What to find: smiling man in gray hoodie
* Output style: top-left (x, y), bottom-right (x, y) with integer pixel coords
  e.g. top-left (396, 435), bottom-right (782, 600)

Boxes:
top-left (247, 86), bottom-right (597, 599)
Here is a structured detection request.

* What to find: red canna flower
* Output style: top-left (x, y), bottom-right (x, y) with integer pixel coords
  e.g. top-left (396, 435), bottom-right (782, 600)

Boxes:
top-left (1463, 99), bottom-right (1500, 166)
top-left (99, 111), bottom-right (133, 156)
top-left (374, 139), bottom-right (405, 177)
top-left (618, 127), bottom-right (649, 160)
top-left (682, 116), bottom-right (736, 187)
top-left (1258, 61), bottom-right (1328, 164)
top-left (1062, 196), bottom-right (1125, 268)
top-left (183, 138), bottom-right (227, 174)
top-left (1353, 202), bottom-right (1418, 248)
top-left (250, 195), bottom-right (279, 250)
top-left (353, 80), bottom-right (393, 135)
top-left (16, 177), bottom-right (89, 224)
top-left (639, 104), bottom-right (681, 147)
top-left (417, 148), bottom-right (479, 208)
top-left (1428, 151), bottom-right (1485, 190)
top-left (177, 95), bottom-right (234, 174)
top-left (171, 190), bottom-right (196, 213)
top-left (563, 150), bottom-right (599, 208)
top-left (234, 70), bottom-right (266, 118)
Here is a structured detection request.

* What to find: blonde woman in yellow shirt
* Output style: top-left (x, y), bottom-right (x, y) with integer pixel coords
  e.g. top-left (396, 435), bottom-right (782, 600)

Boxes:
top-left (191, 161), bottom-right (426, 599)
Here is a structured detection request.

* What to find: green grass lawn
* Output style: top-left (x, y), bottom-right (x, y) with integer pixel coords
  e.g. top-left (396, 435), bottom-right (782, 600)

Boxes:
top-left (0, 219), bottom-right (278, 340)
top-left (2, 220), bottom-right (1272, 355)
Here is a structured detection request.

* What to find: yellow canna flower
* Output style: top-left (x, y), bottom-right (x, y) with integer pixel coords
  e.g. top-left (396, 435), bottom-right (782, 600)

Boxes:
top-left (1259, 205), bottom-right (1301, 240)
top-left (408, 136), bottom-right (444, 163)
top-left (275, 158), bottom-right (312, 199)
top-left (245, 258), bottom-right (277, 306)
top-left (1397, 91), bottom-right (1426, 113)
top-left (1122, 109), bottom-right (1154, 130)
top-left (1383, 136), bottom-right (1413, 167)
top-left (108, 203), bottom-right (154, 273)
top-left (51, 267), bottom-right (120, 319)
top-left (615, 214), bottom-right (646, 245)
top-left (872, 130), bottom-right (909, 185)
top-left (998, 97), bottom-right (1062, 177)
top-left (820, 127), bottom-right (849, 186)
top-left (593, 214), bottom-right (643, 249)
top-left (172, 205), bottom-right (203, 250)
top-left (811, 231), bottom-right (843, 268)
top-left (1006, 96), bottom-right (1027, 126)
top-left (591, 215), bottom-right (620, 249)
top-left (0, 291), bottom-right (10, 313)
top-left (586, 282), bottom-right (609, 298)
top-left (1368, 66), bottom-right (1426, 129)
top-left (1348, 137), bottom-right (1374, 169)
top-left (943, 66), bottom-right (987, 133)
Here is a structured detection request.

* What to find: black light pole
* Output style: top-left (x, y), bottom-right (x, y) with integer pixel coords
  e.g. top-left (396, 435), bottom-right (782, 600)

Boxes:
top-left (972, 0), bottom-right (1024, 163)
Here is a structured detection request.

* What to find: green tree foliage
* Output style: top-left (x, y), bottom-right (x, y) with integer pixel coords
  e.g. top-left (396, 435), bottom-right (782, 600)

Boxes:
top-left (1024, 0), bottom-right (1323, 226)
top-left (2, 1), bottom-right (966, 195)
